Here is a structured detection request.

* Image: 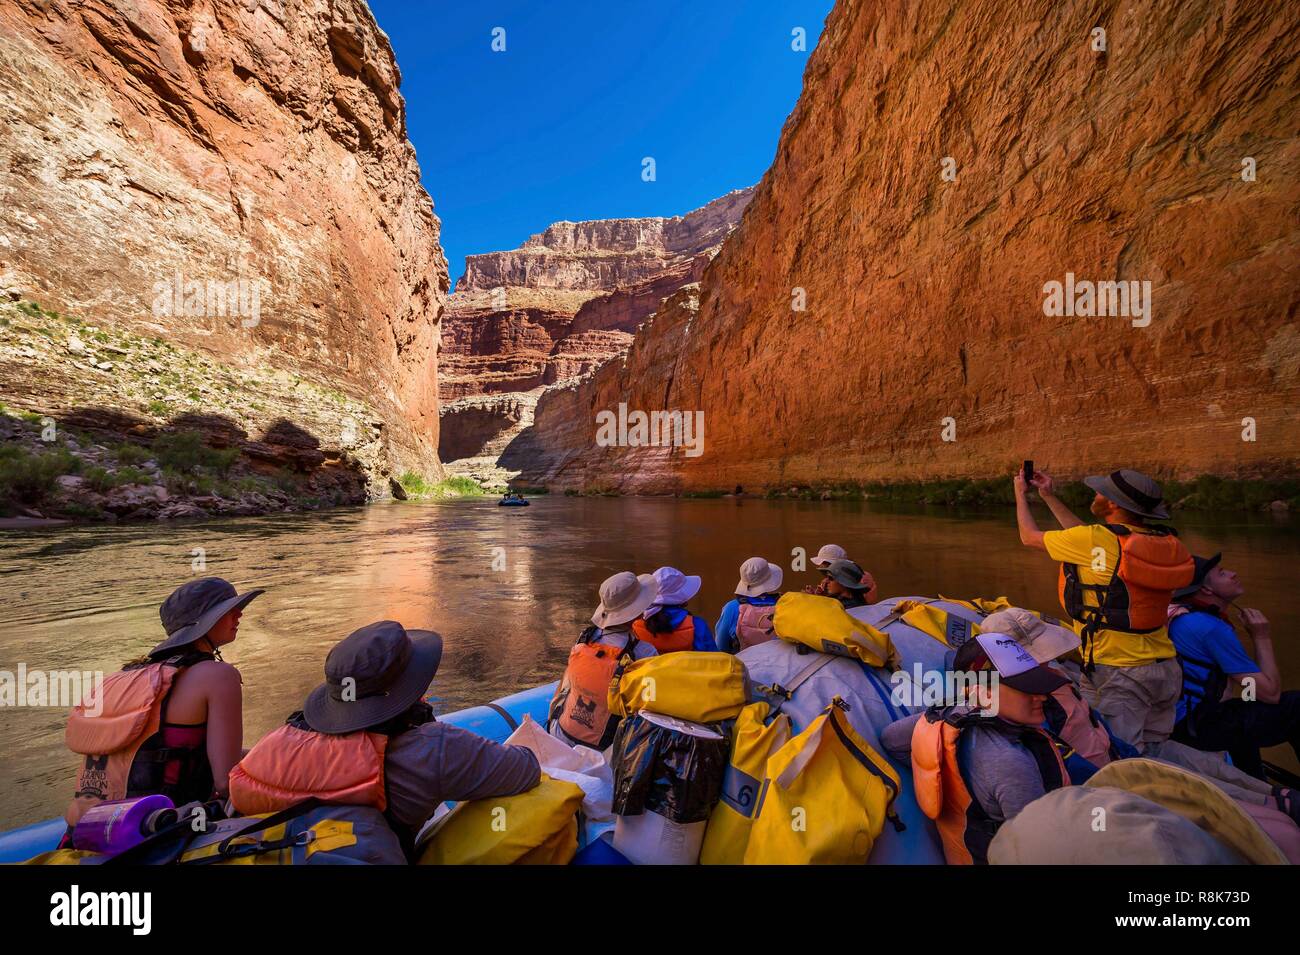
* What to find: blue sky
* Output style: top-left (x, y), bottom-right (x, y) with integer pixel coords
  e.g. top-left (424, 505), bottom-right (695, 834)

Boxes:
top-left (367, 0), bottom-right (834, 288)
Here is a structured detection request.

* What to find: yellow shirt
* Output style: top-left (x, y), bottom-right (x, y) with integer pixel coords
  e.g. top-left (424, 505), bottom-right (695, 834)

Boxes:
top-left (1042, 524), bottom-right (1177, 668)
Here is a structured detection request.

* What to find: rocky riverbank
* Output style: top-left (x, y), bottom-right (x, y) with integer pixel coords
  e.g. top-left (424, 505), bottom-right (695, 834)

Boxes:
top-left (0, 298), bottom-right (482, 523)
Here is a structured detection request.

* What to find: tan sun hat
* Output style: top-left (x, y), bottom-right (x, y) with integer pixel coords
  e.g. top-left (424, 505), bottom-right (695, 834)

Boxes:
top-left (811, 544), bottom-right (847, 568)
top-left (981, 608), bottom-right (1080, 664)
top-left (592, 571), bottom-right (658, 628)
top-left (735, 557), bottom-right (783, 597)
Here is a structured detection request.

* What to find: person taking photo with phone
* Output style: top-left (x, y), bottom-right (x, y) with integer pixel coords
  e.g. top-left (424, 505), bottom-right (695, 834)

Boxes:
top-left (1012, 466), bottom-right (1193, 752)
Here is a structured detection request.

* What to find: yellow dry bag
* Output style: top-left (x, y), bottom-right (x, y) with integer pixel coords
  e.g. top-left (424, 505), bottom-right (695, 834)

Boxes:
top-left (772, 593), bottom-right (896, 666)
top-left (609, 651), bottom-right (748, 724)
top-left (699, 701), bottom-right (792, 865)
top-left (417, 773), bottom-right (585, 866)
top-left (894, 601), bottom-right (983, 648)
top-left (743, 698), bottom-right (902, 865)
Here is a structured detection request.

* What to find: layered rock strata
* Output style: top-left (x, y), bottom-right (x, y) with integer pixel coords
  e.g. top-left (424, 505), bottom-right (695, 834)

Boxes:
top-left (438, 189), bottom-right (753, 480)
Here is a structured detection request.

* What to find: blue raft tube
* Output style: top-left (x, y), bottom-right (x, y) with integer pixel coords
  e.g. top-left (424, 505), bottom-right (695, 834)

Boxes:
top-left (0, 681), bottom-right (559, 865)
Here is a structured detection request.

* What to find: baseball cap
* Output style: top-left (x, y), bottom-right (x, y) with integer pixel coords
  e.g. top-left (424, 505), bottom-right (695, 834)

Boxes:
top-left (953, 632), bottom-right (1069, 695)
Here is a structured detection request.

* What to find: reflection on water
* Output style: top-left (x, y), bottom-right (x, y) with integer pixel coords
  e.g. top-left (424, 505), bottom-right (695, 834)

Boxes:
top-left (1, 497), bottom-right (1296, 826)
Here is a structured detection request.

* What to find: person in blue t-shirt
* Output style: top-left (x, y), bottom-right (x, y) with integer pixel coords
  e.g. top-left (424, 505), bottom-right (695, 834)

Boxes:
top-left (715, 557), bottom-right (783, 653)
top-left (1168, 552), bottom-right (1298, 780)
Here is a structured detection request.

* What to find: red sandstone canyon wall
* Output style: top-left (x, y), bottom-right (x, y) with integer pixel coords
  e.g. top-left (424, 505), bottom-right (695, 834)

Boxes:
top-left (523, 0), bottom-right (1300, 493)
top-left (0, 0), bottom-right (448, 486)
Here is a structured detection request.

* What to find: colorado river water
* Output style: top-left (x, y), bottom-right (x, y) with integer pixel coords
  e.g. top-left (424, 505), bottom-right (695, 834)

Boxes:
top-left (1, 496), bottom-right (1296, 827)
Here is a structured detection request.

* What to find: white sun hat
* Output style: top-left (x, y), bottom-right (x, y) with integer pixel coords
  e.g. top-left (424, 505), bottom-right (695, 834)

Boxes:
top-left (735, 557), bottom-right (783, 597)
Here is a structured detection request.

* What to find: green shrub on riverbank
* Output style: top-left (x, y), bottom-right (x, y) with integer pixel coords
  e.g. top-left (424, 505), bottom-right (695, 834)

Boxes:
top-left (752, 476), bottom-right (1298, 512)
top-left (1163, 476), bottom-right (1300, 511)
top-left (0, 445), bottom-right (81, 507)
top-left (397, 472), bottom-right (486, 499)
top-left (154, 431), bottom-right (239, 476)
top-left (83, 465), bottom-right (151, 493)
top-left (114, 442), bottom-right (153, 466)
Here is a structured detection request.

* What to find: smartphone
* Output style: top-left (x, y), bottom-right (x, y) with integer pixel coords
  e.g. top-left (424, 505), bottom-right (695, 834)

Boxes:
top-left (1023, 460), bottom-right (1034, 485)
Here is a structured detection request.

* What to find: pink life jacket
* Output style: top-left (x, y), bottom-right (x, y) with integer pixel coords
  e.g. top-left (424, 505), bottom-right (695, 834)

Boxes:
top-left (736, 600), bottom-right (777, 650)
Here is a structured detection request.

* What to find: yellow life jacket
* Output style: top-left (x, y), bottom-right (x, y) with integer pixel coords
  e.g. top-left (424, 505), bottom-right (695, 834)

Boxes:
top-left (1058, 524), bottom-right (1193, 666)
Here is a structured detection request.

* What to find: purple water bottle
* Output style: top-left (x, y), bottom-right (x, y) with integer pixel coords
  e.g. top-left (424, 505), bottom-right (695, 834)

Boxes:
top-left (73, 795), bottom-right (177, 855)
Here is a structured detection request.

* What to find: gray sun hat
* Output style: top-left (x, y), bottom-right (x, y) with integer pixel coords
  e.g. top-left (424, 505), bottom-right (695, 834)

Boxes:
top-left (304, 621), bottom-right (443, 735)
top-left (592, 572), bottom-right (658, 628)
top-left (1173, 552), bottom-right (1222, 600)
top-left (151, 577), bottom-right (265, 658)
top-left (821, 558), bottom-right (872, 591)
top-left (1084, 468), bottom-right (1171, 520)
top-left (811, 544), bottom-right (847, 568)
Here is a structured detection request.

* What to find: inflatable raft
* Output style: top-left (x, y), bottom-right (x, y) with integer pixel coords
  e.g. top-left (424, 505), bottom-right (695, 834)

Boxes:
top-left (498, 498), bottom-right (530, 507)
top-left (0, 595), bottom-right (980, 864)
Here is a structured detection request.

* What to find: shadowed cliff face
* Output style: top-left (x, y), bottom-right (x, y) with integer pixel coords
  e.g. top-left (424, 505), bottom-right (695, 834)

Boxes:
top-left (523, 0), bottom-right (1300, 492)
top-left (0, 0), bottom-right (448, 484)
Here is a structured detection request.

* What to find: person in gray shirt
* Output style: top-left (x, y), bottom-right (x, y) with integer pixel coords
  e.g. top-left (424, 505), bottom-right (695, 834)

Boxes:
top-left (229, 621), bottom-right (540, 860)
top-left (882, 712), bottom-right (1059, 829)
top-left (880, 631), bottom-right (1073, 863)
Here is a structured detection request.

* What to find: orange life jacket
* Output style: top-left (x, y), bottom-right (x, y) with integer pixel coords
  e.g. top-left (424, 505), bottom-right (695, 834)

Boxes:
top-left (227, 722), bottom-right (388, 816)
top-left (736, 600), bottom-right (777, 650)
top-left (631, 613), bottom-right (696, 654)
top-left (1058, 524), bottom-right (1193, 666)
top-left (911, 709), bottom-right (1069, 865)
top-left (548, 626), bottom-right (640, 749)
top-left (63, 652), bottom-right (215, 826)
